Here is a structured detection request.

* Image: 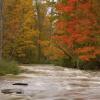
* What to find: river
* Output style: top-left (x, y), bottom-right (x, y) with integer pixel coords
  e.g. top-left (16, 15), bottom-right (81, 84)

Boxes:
top-left (0, 64), bottom-right (100, 100)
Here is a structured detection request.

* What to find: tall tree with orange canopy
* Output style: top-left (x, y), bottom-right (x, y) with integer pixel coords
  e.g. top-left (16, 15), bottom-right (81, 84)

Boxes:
top-left (54, 0), bottom-right (100, 68)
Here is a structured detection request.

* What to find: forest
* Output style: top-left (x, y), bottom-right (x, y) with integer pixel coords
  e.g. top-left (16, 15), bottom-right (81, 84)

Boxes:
top-left (0, 0), bottom-right (100, 75)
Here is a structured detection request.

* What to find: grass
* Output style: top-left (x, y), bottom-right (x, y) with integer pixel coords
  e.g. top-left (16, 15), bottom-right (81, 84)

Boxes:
top-left (0, 59), bottom-right (21, 75)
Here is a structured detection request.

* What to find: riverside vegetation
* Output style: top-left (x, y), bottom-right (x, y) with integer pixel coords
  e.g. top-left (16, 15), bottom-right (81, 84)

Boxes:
top-left (0, 59), bottom-right (20, 75)
top-left (0, 0), bottom-right (99, 75)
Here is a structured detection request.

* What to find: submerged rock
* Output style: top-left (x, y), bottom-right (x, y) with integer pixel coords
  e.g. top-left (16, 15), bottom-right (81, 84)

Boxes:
top-left (1, 89), bottom-right (24, 94)
top-left (13, 83), bottom-right (28, 86)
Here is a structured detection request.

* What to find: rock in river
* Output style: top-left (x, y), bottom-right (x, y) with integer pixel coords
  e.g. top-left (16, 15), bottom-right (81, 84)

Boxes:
top-left (13, 83), bottom-right (28, 86)
top-left (1, 89), bottom-right (24, 94)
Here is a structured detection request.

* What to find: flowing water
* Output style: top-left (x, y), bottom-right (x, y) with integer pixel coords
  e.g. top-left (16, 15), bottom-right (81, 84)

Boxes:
top-left (0, 64), bottom-right (100, 100)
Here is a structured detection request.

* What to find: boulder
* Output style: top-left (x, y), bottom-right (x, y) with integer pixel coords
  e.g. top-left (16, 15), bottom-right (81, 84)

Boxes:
top-left (1, 89), bottom-right (24, 94)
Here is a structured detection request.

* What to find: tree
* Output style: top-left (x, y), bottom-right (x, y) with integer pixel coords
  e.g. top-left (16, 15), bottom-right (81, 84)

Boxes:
top-left (3, 0), bottom-right (37, 63)
top-left (34, 0), bottom-right (43, 62)
top-left (53, 0), bottom-right (100, 68)
top-left (0, 0), bottom-right (4, 60)
top-left (34, 0), bottom-right (56, 63)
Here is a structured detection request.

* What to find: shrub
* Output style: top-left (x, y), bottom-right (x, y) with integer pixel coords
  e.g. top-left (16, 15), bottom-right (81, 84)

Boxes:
top-left (0, 59), bottom-right (20, 75)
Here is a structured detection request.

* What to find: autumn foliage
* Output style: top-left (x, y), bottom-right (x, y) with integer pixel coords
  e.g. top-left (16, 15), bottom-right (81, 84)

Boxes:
top-left (0, 0), bottom-right (99, 68)
top-left (54, 0), bottom-right (100, 65)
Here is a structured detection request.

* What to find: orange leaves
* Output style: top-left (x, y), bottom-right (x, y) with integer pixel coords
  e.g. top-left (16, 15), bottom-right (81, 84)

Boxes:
top-left (53, 35), bottom-right (71, 45)
top-left (55, 0), bottom-right (99, 62)
top-left (94, 48), bottom-right (100, 55)
top-left (73, 34), bottom-right (89, 43)
top-left (79, 2), bottom-right (91, 11)
top-left (76, 46), bottom-right (97, 61)
top-left (56, 0), bottom-right (78, 13)
top-left (56, 20), bottom-right (66, 30)
top-left (56, 3), bottom-right (73, 13)
top-left (56, 3), bottom-right (64, 11)
top-left (75, 46), bottom-right (95, 54)
top-left (79, 54), bottom-right (97, 61)
top-left (79, 55), bottom-right (90, 61)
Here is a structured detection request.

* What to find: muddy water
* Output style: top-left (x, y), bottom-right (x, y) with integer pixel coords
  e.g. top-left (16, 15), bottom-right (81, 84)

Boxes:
top-left (0, 65), bottom-right (100, 100)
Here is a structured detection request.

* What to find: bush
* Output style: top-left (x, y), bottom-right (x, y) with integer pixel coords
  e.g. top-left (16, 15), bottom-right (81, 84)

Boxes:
top-left (0, 59), bottom-right (21, 75)
top-left (53, 56), bottom-right (100, 70)
top-left (53, 57), bottom-right (73, 67)
top-left (80, 60), bottom-right (100, 70)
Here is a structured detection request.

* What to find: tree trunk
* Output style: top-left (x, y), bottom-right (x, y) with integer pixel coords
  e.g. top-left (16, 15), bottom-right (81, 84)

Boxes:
top-left (35, 0), bottom-right (42, 62)
top-left (0, 0), bottom-right (3, 60)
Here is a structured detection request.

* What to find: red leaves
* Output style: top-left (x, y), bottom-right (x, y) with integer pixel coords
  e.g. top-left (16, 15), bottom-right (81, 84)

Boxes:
top-left (55, 0), bottom-right (99, 61)
top-left (53, 35), bottom-right (73, 48)
top-left (63, 6), bottom-right (73, 13)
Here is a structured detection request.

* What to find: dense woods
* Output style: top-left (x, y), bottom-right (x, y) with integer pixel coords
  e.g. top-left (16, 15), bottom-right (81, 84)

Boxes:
top-left (0, 0), bottom-right (100, 70)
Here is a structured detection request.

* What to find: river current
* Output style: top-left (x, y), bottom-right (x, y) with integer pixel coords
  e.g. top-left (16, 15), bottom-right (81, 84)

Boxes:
top-left (0, 64), bottom-right (100, 100)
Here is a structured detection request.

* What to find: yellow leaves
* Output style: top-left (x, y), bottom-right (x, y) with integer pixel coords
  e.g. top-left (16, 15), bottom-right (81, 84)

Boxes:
top-left (16, 48), bottom-right (25, 57)
top-left (23, 31), bottom-right (37, 39)
top-left (14, 40), bottom-right (35, 58)
top-left (4, 0), bottom-right (47, 62)
top-left (39, 40), bottom-right (50, 47)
